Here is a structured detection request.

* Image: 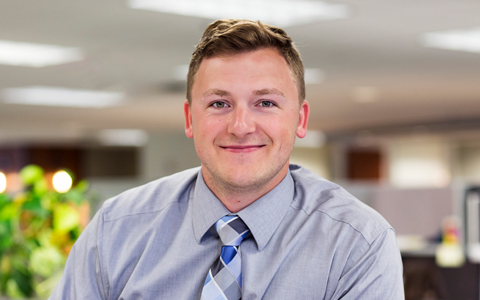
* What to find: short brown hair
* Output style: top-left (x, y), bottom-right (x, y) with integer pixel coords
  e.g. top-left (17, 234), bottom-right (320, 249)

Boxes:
top-left (186, 19), bottom-right (305, 104)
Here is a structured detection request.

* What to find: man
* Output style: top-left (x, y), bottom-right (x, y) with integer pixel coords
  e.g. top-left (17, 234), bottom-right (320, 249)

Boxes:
top-left (50, 19), bottom-right (404, 299)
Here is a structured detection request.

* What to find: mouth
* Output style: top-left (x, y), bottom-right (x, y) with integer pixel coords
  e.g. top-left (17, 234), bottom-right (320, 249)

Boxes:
top-left (219, 145), bottom-right (266, 153)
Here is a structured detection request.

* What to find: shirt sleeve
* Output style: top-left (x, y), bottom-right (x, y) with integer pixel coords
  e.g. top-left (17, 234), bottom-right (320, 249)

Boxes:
top-left (49, 207), bottom-right (108, 300)
top-left (331, 228), bottom-right (405, 300)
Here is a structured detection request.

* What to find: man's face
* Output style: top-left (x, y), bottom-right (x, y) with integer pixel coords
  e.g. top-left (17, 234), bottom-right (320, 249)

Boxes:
top-left (184, 48), bottom-right (309, 194)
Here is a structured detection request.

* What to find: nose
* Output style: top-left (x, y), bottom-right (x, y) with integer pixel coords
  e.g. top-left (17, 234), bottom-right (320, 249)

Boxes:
top-left (227, 105), bottom-right (255, 138)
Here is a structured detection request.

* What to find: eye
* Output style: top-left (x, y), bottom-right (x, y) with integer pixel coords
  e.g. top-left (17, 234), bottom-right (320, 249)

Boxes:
top-left (258, 101), bottom-right (275, 107)
top-left (211, 101), bottom-right (229, 108)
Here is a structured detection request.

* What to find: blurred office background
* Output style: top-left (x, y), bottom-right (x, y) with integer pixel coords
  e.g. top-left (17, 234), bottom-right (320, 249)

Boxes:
top-left (0, 1), bottom-right (480, 299)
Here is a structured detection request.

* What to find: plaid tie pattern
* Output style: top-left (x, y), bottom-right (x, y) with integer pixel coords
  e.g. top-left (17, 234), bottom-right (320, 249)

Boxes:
top-left (201, 215), bottom-right (250, 300)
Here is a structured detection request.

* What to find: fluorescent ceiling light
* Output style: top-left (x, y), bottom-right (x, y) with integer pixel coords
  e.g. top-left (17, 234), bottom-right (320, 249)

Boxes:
top-left (2, 86), bottom-right (124, 108)
top-left (98, 129), bottom-right (149, 147)
top-left (129, 0), bottom-right (349, 27)
top-left (420, 27), bottom-right (480, 54)
top-left (0, 40), bottom-right (83, 67)
top-left (0, 172), bottom-right (6, 194)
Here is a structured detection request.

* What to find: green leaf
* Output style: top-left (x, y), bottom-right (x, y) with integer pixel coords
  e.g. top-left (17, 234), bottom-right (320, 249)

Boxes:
top-left (6, 278), bottom-right (26, 299)
top-left (11, 267), bottom-right (33, 298)
top-left (11, 252), bottom-right (29, 273)
top-left (33, 178), bottom-right (49, 195)
top-left (1, 254), bottom-right (11, 274)
top-left (0, 193), bottom-right (12, 204)
top-left (0, 205), bottom-right (18, 221)
top-left (29, 246), bottom-right (65, 278)
top-left (0, 222), bottom-right (14, 250)
top-left (63, 189), bottom-right (85, 205)
top-left (19, 165), bottom-right (44, 185)
top-left (53, 204), bottom-right (80, 233)
top-left (75, 180), bottom-right (89, 193)
top-left (22, 196), bottom-right (49, 219)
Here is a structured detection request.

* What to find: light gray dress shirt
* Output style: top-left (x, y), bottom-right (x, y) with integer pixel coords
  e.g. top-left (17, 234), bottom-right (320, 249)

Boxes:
top-left (49, 164), bottom-right (404, 299)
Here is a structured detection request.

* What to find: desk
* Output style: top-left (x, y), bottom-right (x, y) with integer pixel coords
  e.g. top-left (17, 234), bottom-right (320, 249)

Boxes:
top-left (402, 246), bottom-right (479, 300)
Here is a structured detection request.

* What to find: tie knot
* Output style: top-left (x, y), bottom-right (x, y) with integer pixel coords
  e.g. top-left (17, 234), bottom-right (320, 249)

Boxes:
top-left (215, 215), bottom-right (250, 246)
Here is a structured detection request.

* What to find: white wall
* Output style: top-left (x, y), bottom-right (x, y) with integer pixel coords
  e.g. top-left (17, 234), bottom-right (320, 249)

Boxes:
top-left (387, 137), bottom-right (452, 188)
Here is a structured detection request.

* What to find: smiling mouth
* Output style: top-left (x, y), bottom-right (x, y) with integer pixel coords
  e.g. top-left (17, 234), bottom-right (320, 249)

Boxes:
top-left (219, 145), bottom-right (266, 153)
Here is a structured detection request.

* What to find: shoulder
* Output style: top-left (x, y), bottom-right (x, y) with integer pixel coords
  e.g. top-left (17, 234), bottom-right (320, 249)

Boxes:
top-left (100, 167), bottom-right (200, 222)
top-left (289, 164), bottom-right (392, 245)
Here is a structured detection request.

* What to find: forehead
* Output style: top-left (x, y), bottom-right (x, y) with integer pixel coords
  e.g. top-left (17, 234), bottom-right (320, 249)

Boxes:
top-left (192, 48), bottom-right (297, 98)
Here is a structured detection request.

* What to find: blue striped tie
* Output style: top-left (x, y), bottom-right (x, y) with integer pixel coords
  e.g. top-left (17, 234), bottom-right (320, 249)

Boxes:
top-left (201, 215), bottom-right (250, 300)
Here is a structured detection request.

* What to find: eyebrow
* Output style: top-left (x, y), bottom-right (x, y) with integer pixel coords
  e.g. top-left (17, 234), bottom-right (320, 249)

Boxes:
top-left (254, 88), bottom-right (285, 97)
top-left (202, 88), bottom-right (285, 98)
top-left (202, 89), bottom-right (232, 98)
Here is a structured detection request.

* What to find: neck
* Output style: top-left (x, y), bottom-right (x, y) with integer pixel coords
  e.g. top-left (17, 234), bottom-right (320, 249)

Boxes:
top-left (208, 184), bottom-right (264, 213)
top-left (202, 165), bottom-right (289, 213)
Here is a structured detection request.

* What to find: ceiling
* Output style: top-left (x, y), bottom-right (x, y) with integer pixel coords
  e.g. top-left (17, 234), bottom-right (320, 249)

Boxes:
top-left (0, 0), bottom-right (479, 145)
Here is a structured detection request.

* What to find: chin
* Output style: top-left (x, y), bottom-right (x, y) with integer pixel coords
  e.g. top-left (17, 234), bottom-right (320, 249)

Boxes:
top-left (220, 170), bottom-right (256, 185)
top-left (222, 166), bottom-right (279, 189)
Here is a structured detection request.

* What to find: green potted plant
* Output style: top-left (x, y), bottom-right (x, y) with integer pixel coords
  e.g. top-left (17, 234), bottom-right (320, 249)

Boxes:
top-left (0, 165), bottom-right (91, 299)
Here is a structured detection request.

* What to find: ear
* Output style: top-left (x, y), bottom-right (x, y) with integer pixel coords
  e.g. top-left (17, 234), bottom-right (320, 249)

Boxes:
top-left (296, 100), bottom-right (309, 138)
top-left (184, 100), bottom-right (194, 138)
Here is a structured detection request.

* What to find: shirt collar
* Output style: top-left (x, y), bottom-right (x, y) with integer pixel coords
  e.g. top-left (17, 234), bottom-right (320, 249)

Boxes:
top-left (192, 167), bottom-right (294, 251)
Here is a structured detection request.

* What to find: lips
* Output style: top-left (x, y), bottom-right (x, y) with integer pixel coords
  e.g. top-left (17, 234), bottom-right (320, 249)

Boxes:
top-left (219, 145), bottom-right (265, 153)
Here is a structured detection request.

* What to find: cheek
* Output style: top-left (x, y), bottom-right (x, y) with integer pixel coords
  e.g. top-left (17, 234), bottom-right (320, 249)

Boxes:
top-left (193, 138), bottom-right (210, 161)
top-left (277, 115), bottom-right (298, 134)
top-left (193, 118), bottom-right (224, 142)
